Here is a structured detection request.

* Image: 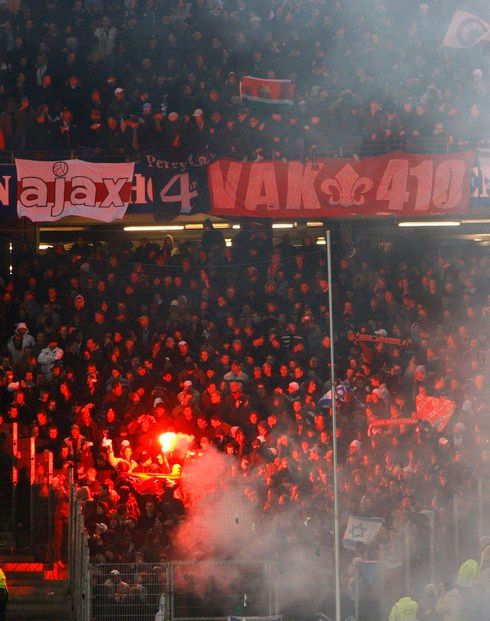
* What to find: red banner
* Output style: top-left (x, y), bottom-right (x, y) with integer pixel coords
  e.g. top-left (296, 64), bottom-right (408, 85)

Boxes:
top-left (416, 394), bottom-right (455, 431)
top-left (208, 152), bottom-right (474, 218)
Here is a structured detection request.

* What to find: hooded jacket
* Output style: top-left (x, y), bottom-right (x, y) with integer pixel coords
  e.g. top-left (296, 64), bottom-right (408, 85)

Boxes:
top-left (389, 596), bottom-right (418, 621)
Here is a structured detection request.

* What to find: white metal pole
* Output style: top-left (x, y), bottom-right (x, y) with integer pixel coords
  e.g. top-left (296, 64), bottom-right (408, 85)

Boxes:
top-left (354, 561), bottom-right (360, 621)
top-left (326, 229), bottom-right (341, 621)
top-left (429, 510), bottom-right (436, 585)
top-left (477, 479), bottom-right (483, 546)
top-left (404, 523), bottom-right (411, 594)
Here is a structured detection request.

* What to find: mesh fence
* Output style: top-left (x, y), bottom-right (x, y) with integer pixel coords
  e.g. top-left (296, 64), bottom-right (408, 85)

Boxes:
top-left (91, 563), bottom-right (170, 621)
top-left (90, 561), bottom-right (272, 621)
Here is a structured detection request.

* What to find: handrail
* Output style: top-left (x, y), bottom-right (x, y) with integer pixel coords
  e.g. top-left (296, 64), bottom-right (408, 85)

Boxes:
top-left (0, 136), bottom-right (481, 164)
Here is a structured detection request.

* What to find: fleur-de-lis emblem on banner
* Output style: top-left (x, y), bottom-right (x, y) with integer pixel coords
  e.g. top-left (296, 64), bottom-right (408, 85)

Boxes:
top-left (320, 164), bottom-right (374, 206)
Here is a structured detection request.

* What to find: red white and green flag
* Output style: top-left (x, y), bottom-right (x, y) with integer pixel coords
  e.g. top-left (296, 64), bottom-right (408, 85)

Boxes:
top-left (239, 76), bottom-right (294, 105)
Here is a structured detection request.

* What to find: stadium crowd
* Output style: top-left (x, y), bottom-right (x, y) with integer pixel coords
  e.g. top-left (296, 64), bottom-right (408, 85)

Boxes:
top-left (0, 0), bottom-right (486, 158)
top-left (0, 0), bottom-right (488, 619)
top-left (0, 224), bottom-right (488, 618)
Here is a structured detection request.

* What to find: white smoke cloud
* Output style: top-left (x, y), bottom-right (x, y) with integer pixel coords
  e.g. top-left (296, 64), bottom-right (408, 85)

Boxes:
top-left (173, 448), bottom-right (335, 614)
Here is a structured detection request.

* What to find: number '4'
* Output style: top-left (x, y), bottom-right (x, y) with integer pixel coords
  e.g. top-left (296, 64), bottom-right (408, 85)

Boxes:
top-left (377, 159), bottom-right (435, 211)
top-left (159, 173), bottom-right (198, 213)
top-left (376, 158), bottom-right (466, 212)
top-left (376, 159), bottom-right (411, 211)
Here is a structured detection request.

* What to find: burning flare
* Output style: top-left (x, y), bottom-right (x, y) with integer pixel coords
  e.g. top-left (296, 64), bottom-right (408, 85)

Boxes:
top-left (159, 432), bottom-right (178, 453)
top-left (159, 432), bottom-right (194, 454)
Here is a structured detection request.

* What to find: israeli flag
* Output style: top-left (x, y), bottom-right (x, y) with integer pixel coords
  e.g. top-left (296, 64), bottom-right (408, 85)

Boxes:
top-left (319, 383), bottom-right (352, 408)
top-left (343, 515), bottom-right (384, 550)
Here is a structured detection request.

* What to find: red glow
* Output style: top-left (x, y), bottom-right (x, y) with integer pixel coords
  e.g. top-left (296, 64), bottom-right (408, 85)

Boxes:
top-left (159, 432), bottom-right (177, 453)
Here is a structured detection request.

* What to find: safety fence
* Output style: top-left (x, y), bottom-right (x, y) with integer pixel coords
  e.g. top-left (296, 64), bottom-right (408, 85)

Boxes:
top-left (88, 560), bottom-right (275, 621)
top-left (6, 428), bottom-right (490, 620)
top-left (68, 473), bottom-right (91, 621)
top-left (0, 135), bottom-right (481, 164)
top-left (9, 423), bottom-right (58, 556)
top-left (344, 477), bottom-right (490, 621)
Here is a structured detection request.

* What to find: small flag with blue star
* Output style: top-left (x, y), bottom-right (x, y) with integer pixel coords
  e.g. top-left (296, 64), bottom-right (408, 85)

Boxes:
top-left (319, 382), bottom-right (352, 409)
top-left (343, 515), bottom-right (384, 550)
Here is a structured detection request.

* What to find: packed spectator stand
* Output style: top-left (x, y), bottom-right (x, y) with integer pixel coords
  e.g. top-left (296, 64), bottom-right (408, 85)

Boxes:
top-left (0, 1), bottom-right (488, 620)
top-left (0, 225), bottom-right (488, 619)
top-left (0, 0), bottom-right (486, 159)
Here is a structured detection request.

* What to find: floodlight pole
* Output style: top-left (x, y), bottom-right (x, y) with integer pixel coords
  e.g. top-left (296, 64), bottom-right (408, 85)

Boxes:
top-left (326, 229), bottom-right (341, 621)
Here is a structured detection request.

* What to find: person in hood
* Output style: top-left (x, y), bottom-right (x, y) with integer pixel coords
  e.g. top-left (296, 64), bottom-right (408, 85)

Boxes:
top-left (8, 322), bottom-right (35, 351)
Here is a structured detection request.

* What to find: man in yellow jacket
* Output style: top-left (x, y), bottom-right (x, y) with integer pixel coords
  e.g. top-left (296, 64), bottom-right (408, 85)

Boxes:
top-left (388, 596), bottom-right (419, 621)
top-left (0, 567), bottom-right (8, 621)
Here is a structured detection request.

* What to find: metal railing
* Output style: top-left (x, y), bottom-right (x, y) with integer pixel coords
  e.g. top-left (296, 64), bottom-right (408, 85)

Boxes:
top-left (88, 560), bottom-right (275, 621)
top-left (347, 477), bottom-right (490, 621)
top-left (67, 478), bottom-right (490, 621)
top-left (0, 136), bottom-right (481, 164)
top-left (68, 473), bottom-right (91, 621)
top-left (10, 424), bottom-right (56, 555)
top-left (6, 425), bottom-right (490, 621)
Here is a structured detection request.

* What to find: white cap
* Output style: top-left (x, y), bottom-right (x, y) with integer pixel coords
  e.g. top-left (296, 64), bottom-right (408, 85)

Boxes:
top-left (193, 108), bottom-right (204, 117)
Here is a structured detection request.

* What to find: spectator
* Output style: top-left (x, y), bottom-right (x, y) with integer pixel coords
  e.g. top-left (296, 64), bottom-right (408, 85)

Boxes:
top-left (0, 0), bottom-right (481, 158)
top-left (37, 336), bottom-right (63, 377)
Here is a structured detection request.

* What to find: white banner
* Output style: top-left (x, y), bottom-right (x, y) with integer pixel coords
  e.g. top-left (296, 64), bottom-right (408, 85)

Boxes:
top-left (16, 159), bottom-right (135, 222)
top-left (443, 10), bottom-right (490, 48)
top-left (343, 515), bottom-right (384, 550)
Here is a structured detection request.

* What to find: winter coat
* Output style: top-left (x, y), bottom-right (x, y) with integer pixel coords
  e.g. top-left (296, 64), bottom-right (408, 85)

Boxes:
top-left (435, 588), bottom-right (463, 621)
top-left (37, 345), bottom-right (64, 375)
top-left (389, 597), bottom-right (419, 621)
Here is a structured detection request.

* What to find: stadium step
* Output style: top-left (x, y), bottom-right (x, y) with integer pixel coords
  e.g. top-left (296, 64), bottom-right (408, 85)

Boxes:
top-left (3, 561), bottom-right (70, 621)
